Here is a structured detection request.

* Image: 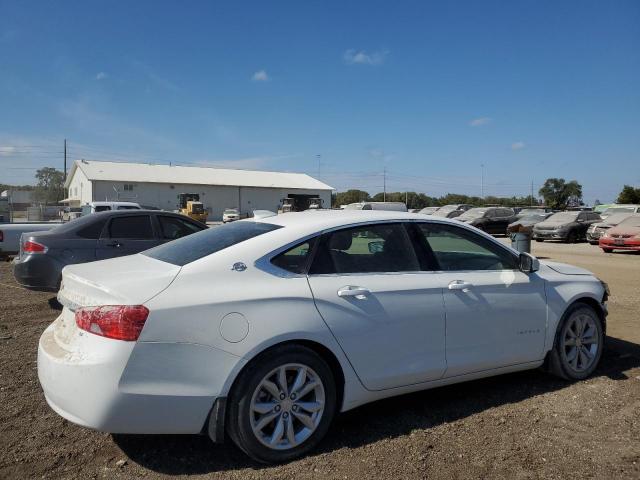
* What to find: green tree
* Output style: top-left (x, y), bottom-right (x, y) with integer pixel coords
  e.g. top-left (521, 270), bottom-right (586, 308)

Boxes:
top-left (616, 185), bottom-right (640, 204)
top-left (538, 178), bottom-right (582, 209)
top-left (333, 189), bottom-right (370, 207)
top-left (34, 167), bottom-right (65, 205)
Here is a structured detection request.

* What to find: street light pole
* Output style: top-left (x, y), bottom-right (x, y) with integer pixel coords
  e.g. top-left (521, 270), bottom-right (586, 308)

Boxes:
top-left (480, 163), bottom-right (484, 200)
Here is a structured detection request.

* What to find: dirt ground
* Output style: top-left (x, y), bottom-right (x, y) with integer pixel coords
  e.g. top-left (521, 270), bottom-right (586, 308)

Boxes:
top-left (1, 241), bottom-right (639, 479)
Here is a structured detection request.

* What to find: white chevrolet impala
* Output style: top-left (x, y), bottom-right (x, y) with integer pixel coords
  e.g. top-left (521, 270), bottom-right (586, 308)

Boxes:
top-left (38, 210), bottom-right (608, 463)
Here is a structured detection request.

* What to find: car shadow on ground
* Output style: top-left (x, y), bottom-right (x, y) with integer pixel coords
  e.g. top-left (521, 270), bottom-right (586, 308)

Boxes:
top-left (113, 336), bottom-right (640, 474)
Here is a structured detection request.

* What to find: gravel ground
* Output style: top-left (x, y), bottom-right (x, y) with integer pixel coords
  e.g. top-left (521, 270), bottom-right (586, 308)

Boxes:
top-left (1, 241), bottom-right (639, 479)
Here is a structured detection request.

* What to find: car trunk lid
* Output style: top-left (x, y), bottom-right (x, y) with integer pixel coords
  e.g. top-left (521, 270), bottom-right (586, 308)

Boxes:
top-left (58, 253), bottom-right (181, 310)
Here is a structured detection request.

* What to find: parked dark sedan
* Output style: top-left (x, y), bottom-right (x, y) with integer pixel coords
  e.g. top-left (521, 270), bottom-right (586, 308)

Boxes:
top-left (13, 210), bottom-right (206, 291)
top-left (532, 211), bottom-right (601, 243)
top-left (456, 207), bottom-right (517, 235)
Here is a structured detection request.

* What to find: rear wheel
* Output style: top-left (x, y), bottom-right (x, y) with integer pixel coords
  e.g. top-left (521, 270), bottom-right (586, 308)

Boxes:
top-left (547, 302), bottom-right (603, 380)
top-left (226, 345), bottom-right (337, 463)
top-left (602, 248), bottom-right (613, 253)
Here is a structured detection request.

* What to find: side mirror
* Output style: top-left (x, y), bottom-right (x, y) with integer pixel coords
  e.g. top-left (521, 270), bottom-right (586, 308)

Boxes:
top-left (368, 241), bottom-right (384, 254)
top-left (519, 252), bottom-right (539, 273)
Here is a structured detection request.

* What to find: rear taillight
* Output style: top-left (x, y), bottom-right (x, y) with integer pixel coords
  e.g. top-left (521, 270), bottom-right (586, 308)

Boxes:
top-left (23, 240), bottom-right (47, 254)
top-left (75, 305), bottom-right (149, 341)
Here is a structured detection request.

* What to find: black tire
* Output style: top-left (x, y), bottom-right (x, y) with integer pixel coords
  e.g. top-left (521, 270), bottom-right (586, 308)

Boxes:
top-left (225, 344), bottom-right (337, 463)
top-left (602, 248), bottom-right (613, 253)
top-left (547, 302), bottom-right (604, 381)
top-left (535, 239), bottom-right (544, 243)
top-left (565, 230), bottom-right (578, 243)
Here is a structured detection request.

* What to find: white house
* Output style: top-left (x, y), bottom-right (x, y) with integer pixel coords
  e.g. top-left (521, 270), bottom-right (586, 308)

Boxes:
top-left (64, 160), bottom-right (333, 220)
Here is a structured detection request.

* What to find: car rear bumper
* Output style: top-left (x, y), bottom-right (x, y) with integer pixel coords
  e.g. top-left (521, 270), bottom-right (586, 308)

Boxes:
top-left (532, 231), bottom-right (567, 240)
top-left (599, 238), bottom-right (640, 251)
top-left (13, 254), bottom-right (64, 291)
top-left (38, 316), bottom-right (241, 434)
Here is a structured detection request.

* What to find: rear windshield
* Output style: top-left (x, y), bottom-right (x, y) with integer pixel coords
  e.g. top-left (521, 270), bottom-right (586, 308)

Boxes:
top-left (143, 221), bottom-right (282, 266)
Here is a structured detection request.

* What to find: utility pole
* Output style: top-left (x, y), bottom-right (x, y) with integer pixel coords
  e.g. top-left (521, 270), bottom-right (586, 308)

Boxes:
top-left (383, 167), bottom-right (386, 202)
top-left (530, 180), bottom-right (534, 206)
top-left (316, 154), bottom-right (321, 180)
top-left (480, 163), bottom-right (484, 200)
top-left (405, 191), bottom-right (408, 208)
top-left (64, 139), bottom-right (68, 200)
top-left (63, 139), bottom-right (67, 181)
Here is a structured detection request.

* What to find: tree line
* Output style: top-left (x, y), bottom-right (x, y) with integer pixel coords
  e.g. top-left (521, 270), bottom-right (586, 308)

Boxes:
top-left (332, 179), bottom-right (639, 210)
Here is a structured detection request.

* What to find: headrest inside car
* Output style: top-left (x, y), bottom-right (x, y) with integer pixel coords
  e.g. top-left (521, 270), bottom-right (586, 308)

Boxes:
top-left (329, 231), bottom-right (353, 251)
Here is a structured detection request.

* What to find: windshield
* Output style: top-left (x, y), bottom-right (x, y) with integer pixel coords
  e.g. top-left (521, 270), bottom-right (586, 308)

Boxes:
top-left (520, 214), bottom-right (547, 222)
top-left (619, 215), bottom-right (640, 228)
top-left (419, 207), bottom-right (439, 214)
top-left (143, 221), bottom-right (281, 266)
top-left (603, 207), bottom-right (636, 215)
top-left (458, 208), bottom-right (486, 220)
top-left (191, 203), bottom-right (204, 213)
top-left (547, 212), bottom-right (579, 222)
top-left (224, 209), bottom-right (238, 214)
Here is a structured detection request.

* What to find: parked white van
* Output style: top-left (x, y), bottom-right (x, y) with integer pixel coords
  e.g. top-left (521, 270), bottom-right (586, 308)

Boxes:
top-left (343, 201), bottom-right (407, 212)
top-left (81, 201), bottom-right (142, 215)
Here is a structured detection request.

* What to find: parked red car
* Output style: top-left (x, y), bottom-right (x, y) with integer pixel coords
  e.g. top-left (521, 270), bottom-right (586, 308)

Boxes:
top-left (599, 214), bottom-right (640, 252)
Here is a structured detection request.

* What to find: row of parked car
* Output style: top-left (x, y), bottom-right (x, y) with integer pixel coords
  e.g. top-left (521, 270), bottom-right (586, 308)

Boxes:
top-left (417, 203), bottom-right (640, 253)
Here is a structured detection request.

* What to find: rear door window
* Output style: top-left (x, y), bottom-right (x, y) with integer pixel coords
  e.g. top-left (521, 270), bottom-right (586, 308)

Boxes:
top-left (309, 223), bottom-right (420, 274)
top-left (76, 218), bottom-right (107, 239)
top-left (94, 205), bottom-right (111, 212)
top-left (106, 216), bottom-right (154, 239)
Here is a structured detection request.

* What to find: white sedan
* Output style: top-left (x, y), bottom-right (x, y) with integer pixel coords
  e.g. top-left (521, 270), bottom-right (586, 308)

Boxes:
top-left (38, 210), bottom-right (608, 463)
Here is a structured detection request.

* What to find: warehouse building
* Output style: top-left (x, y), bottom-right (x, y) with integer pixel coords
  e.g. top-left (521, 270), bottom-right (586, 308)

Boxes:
top-left (64, 160), bottom-right (333, 220)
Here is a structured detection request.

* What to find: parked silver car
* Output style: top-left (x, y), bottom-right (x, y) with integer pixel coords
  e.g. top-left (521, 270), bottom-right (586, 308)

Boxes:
top-left (586, 212), bottom-right (634, 244)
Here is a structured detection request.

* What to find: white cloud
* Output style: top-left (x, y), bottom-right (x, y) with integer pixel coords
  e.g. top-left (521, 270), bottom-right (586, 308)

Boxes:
top-left (511, 141), bottom-right (525, 150)
top-left (95, 72), bottom-right (107, 80)
top-left (252, 70), bottom-right (269, 82)
top-left (469, 117), bottom-right (491, 127)
top-left (343, 49), bottom-right (388, 66)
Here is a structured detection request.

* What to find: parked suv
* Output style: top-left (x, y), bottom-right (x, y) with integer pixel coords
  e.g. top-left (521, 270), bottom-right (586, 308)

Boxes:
top-left (457, 207), bottom-right (517, 235)
top-left (13, 210), bottom-right (206, 291)
top-left (533, 211), bottom-right (601, 243)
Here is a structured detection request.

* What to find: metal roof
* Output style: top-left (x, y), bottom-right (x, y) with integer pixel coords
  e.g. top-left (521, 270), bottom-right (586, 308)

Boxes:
top-left (66, 160), bottom-right (333, 190)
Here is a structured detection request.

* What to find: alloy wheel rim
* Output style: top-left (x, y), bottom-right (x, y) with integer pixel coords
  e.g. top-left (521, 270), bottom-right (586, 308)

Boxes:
top-left (249, 363), bottom-right (325, 450)
top-left (562, 313), bottom-right (599, 373)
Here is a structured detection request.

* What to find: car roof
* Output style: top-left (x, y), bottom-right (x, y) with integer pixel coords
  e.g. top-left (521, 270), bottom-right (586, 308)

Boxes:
top-left (89, 201), bottom-right (140, 206)
top-left (255, 209), bottom-right (461, 236)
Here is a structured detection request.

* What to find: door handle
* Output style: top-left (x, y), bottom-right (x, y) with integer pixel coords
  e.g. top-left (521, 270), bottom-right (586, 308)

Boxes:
top-left (337, 286), bottom-right (371, 298)
top-left (448, 280), bottom-right (473, 291)
top-left (107, 241), bottom-right (122, 248)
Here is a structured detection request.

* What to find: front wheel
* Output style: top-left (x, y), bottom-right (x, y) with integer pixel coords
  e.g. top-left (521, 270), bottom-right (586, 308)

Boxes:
top-left (565, 230), bottom-right (578, 243)
top-left (535, 239), bottom-right (544, 243)
top-left (225, 345), bottom-right (337, 463)
top-left (602, 248), bottom-right (613, 253)
top-left (547, 302), bottom-right (604, 380)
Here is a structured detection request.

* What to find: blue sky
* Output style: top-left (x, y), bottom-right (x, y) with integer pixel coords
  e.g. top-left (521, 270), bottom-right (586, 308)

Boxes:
top-left (1, 0), bottom-right (638, 204)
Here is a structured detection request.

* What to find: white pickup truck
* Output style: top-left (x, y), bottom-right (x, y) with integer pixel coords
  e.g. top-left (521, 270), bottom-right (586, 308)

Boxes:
top-left (0, 223), bottom-right (62, 258)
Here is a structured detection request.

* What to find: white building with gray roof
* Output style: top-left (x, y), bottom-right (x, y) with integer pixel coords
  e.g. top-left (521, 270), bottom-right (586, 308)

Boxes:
top-left (64, 160), bottom-right (333, 220)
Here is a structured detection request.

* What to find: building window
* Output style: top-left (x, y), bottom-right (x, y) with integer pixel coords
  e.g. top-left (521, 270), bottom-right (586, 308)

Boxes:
top-left (123, 184), bottom-right (134, 191)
